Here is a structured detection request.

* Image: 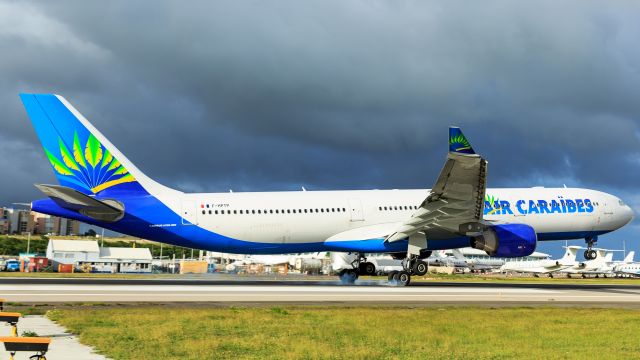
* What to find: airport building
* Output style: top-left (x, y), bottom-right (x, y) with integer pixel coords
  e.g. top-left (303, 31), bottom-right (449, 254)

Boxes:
top-left (46, 239), bottom-right (152, 273)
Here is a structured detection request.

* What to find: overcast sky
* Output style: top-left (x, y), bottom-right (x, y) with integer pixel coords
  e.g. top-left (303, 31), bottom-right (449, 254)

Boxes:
top-left (1, 1), bottom-right (639, 257)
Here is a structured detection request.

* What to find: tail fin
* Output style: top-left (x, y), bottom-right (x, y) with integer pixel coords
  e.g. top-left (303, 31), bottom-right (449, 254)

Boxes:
top-left (559, 246), bottom-right (579, 265)
top-left (603, 252), bottom-right (613, 263)
top-left (623, 251), bottom-right (635, 263)
top-left (20, 94), bottom-right (172, 196)
top-left (449, 126), bottom-right (476, 155)
top-left (451, 249), bottom-right (467, 261)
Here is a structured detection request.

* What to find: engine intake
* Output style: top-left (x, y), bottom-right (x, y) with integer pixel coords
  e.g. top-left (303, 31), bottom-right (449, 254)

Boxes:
top-left (471, 224), bottom-right (537, 258)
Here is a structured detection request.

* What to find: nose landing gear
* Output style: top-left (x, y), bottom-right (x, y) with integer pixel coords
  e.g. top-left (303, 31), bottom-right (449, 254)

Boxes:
top-left (584, 236), bottom-right (598, 260)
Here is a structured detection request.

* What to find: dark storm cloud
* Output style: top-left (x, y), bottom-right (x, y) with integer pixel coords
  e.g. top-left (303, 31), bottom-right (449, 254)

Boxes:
top-left (1, 0), bottom-right (639, 212)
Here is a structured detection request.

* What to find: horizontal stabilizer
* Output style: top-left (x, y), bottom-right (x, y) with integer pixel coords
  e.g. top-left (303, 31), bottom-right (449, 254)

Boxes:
top-left (34, 184), bottom-right (124, 222)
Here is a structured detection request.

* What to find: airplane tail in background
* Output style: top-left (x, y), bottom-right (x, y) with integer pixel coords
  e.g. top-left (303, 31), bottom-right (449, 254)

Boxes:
top-left (623, 251), bottom-right (635, 263)
top-left (559, 246), bottom-right (579, 265)
top-left (451, 249), bottom-right (467, 261)
top-left (20, 94), bottom-right (174, 198)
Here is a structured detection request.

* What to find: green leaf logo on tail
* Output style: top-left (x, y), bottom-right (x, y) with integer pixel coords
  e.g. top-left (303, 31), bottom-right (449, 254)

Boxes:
top-left (45, 133), bottom-right (136, 193)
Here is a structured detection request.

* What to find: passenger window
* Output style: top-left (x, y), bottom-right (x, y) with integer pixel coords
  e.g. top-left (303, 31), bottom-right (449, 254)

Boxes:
top-left (208, 210), bottom-right (212, 214)
top-left (239, 210), bottom-right (243, 214)
top-left (215, 210), bottom-right (218, 215)
top-left (276, 210), bottom-right (279, 214)
top-left (201, 210), bottom-right (205, 215)
top-left (342, 208), bottom-right (346, 212)
top-left (233, 210), bottom-right (237, 214)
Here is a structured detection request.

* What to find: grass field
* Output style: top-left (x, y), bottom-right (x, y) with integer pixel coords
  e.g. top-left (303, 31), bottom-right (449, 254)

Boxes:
top-left (47, 306), bottom-right (640, 360)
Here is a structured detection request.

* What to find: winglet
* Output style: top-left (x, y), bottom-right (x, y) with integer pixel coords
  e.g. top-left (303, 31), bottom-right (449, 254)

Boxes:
top-left (449, 126), bottom-right (476, 155)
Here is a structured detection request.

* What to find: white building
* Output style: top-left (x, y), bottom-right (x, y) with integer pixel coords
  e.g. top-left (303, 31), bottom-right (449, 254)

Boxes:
top-left (46, 240), bottom-right (100, 264)
top-left (97, 247), bottom-right (153, 273)
top-left (46, 239), bottom-right (152, 273)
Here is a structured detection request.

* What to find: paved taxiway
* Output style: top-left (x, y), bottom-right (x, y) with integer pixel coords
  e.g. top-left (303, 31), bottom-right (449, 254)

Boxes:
top-left (1, 278), bottom-right (639, 305)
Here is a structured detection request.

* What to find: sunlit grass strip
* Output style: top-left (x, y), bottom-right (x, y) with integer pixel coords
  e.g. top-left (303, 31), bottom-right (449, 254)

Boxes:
top-left (48, 306), bottom-right (640, 360)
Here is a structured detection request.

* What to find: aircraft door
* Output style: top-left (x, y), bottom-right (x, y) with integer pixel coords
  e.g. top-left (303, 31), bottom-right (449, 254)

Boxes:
top-left (348, 198), bottom-right (364, 222)
top-left (181, 200), bottom-right (198, 225)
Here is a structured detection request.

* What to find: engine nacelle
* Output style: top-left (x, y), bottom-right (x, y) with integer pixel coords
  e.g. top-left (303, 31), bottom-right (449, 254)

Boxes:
top-left (471, 224), bottom-right (537, 258)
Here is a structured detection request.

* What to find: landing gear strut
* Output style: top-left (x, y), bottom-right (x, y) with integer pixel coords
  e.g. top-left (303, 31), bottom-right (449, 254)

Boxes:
top-left (584, 236), bottom-right (598, 260)
top-left (389, 234), bottom-right (430, 286)
top-left (338, 253), bottom-right (376, 284)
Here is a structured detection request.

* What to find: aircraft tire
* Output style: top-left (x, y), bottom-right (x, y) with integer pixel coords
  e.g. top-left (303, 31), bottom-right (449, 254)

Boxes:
top-left (412, 260), bottom-right (428, 276)
top-left (396, 271), bottom-right (411, 286)
top-left (387, 271), bottom-right (399, 283)
top-left (360, 262), bottom-right (376, 276)
top-left (339, 269), bottom-right (358, 284)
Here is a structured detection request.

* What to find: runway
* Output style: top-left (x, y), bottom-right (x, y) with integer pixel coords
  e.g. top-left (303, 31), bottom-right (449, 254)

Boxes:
top-left (1, 278), bottom-right (640, 305)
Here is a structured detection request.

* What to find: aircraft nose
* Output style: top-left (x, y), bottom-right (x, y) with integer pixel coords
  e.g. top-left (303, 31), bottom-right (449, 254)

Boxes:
top-left (622, 205), bottom-right (635, 225)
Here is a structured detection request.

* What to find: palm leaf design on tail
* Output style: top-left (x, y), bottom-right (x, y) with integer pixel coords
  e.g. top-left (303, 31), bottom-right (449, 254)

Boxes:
top-left (44, 132), bottom-right (136, 193)
top-left (449, 134), bottom-right (471, 151)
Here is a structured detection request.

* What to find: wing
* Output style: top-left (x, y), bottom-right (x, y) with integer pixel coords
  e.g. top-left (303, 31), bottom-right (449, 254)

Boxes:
top-left (386, 127), bottom-right (487, 242)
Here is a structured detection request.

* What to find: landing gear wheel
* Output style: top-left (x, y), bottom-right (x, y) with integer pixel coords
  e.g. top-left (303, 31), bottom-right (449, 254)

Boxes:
top-left (339, 269), bottom-right (358, 284)
top-left (396, 271), bottom-right (411, 286)
top-left (412, 260), bottom-right (428, 276)
top-left (584, 250), bottom-right (597, 260)
top-left (388, 271), bottom-right (399, 283)
top-left (359, 262), bottom-right (376, 276)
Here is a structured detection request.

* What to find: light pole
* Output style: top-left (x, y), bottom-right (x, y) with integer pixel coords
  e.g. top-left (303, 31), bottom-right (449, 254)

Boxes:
top-left (100, 228), bottom-right (105, 247)
top-left (22, 232), bottom-right (31, 254)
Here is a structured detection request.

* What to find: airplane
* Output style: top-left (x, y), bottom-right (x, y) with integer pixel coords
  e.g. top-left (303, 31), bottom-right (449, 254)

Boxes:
top-left (612, 252), bottom-right (638, 277)
top-left (499, 246), bottom-right (579, 276)
top-left (558, 249), bottom-right (610, 278)
top-left (19, 94), bottom-right (635, 286)
top-left (450, 248), bottom-right (504, 273)
top-left (614, 261), bottom-right (640, 277)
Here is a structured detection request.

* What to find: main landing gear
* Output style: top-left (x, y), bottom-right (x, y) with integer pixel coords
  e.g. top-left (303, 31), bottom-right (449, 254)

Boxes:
top-left (387, 256), bottom-right (429, 287)
top-left (337, 253), bottom-right (376, 285)
top-left (584, 236), bottom-right (598, 260)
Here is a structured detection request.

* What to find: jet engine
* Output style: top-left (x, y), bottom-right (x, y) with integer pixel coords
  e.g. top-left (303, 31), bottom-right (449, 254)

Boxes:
top-left (471, 224), bottom-right (536, 258)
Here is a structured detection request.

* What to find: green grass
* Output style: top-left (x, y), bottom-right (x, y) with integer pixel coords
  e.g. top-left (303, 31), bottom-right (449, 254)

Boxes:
top-left (47, 306), bottom-right (640, 360)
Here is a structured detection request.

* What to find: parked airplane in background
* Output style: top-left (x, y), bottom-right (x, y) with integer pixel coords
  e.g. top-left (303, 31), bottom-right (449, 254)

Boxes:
top-left (559, 249), bottom-right (610, 278)
top-left (450, 249), bottom-right (504, 273)
top-left (20, 94), bottom-right (635, 286)
top-left (613, 252), bottom-right (639, 277)
top-left (500, 246), bottom-right (579, 276)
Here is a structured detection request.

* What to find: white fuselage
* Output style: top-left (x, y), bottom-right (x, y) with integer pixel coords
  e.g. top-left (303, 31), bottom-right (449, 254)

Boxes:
top-left (171, 187), bottom-right (633, 247)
